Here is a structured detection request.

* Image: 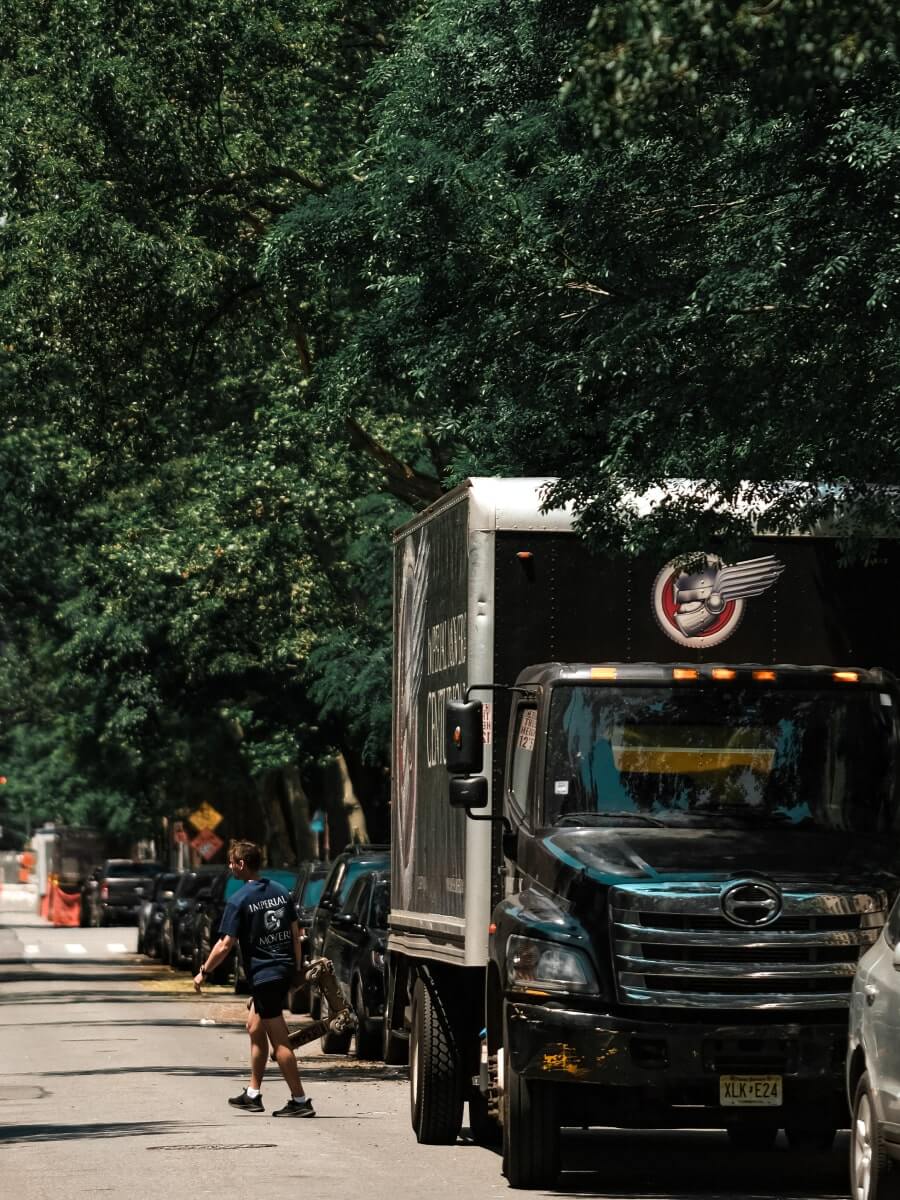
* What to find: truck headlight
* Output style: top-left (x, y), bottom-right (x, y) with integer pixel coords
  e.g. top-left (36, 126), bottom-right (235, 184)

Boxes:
top-left (506, 935), bottom-right (598, 994)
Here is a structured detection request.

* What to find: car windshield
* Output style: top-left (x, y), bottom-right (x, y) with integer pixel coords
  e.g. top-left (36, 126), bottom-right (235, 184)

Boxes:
top-left (543, 683), bottom-right (899, 833)
top-left (298, 877), bottom-right (325, 908)
top-left (338, 859), bottom-right (387, 907)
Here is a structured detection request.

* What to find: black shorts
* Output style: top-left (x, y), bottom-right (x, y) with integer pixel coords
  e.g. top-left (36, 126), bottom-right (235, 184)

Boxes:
top-left (250, 978), bottom-right (289, 1019)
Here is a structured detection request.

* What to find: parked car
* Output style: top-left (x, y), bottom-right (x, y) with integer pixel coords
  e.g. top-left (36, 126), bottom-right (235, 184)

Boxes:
top-left (160, 866), bottom-right (220, 967)
top-left (189, 866), bottom-right (238, 982)
top-left (137, 871), bottom-right (178, 957)
top-left (286, 860), bottom-right (331, 1013)
top-left (232, 867), bottom-right (301, 993)
top-left (81, 859), bottom-right (163, 926)
top-left (308, 845), bottom-right (390, 966)
top-left (319, 867), bottom-right (390, 1058)
top-left (848, 891), bottom-right (900, 1199)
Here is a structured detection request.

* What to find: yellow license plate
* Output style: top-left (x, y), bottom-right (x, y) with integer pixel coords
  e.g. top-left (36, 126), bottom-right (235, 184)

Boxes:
top-left (719, 1075), bottom-right (783, 1107)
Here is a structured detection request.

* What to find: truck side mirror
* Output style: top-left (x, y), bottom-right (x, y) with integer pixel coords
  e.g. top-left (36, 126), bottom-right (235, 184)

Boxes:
top-left (445, 700), bottom-right (484, 775)
top-left (449, 776), bottom-right (489, 810)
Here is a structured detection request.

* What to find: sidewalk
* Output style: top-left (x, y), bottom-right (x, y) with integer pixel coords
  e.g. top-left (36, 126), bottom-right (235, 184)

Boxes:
top-left (0, 882), bottom-right (44, 922)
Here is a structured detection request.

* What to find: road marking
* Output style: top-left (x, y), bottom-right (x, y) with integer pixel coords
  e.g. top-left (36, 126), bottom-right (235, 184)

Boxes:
top-left (24, 945), bottom-right (40, 956)
top-left (106, 943), bottom-right (127, 953)
top-left (64, 944), bottom-right (87, 955)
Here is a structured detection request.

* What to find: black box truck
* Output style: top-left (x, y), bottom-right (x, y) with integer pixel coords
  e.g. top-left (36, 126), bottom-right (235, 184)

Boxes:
top-left (385, 477), bottom-right (900, 1187)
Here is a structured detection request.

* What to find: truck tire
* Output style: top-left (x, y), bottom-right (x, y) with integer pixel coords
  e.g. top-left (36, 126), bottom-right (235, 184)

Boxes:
top-left (410, 976), bottom-right (463, 1144)
top-left (501, 1058), bottom-right (560, 1188)
top-left (852, 1072), bottom-right (900, 1200)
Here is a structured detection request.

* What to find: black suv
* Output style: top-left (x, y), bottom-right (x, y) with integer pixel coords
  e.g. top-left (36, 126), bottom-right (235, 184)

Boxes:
top-left (321, 866), bottom-right (390, 1057)
top-left (308, 845), bottom-right (389, 1025)
top-left (160, 866), bottom-right (220, 967)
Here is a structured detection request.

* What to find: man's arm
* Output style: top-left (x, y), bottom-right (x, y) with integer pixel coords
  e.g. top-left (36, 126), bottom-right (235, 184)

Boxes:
top-left (193, 935), bottom-right (236, 991)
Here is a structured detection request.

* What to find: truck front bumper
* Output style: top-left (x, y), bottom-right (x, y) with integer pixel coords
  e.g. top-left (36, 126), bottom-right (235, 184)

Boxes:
top-left (506, 1001), bottom-right (848, 1124)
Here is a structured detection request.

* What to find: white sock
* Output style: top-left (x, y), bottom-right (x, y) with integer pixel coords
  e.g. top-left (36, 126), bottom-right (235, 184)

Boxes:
top-left (246, 1087), bottom-right (261, 1098)
top-left (292, 1093), bottom-right (307, 1103)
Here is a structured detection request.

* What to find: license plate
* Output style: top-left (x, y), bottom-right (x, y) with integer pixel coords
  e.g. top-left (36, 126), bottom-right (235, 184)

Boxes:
top-left (719, 1075), bottom-right (783, 1106)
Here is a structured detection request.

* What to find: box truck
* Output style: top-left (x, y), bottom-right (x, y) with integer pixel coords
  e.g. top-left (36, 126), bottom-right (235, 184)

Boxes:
top-left (385, 477), bottom-right (900, 1187)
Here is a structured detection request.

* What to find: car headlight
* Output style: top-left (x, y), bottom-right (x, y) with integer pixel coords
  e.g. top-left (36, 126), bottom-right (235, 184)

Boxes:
top-left (506, 934), bottom-right (598, 994)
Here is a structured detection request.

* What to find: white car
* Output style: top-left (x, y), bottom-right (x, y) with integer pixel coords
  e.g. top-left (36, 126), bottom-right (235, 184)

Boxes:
top-left (848, 896), bottom-right (900, 1200)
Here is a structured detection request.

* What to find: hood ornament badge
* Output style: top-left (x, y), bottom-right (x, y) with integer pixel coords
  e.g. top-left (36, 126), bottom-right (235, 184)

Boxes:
top-left (721, 879), bottom-right (783, 927)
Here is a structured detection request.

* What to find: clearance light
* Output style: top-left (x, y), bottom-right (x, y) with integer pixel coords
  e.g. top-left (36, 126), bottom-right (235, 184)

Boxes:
top-left (753, 670), bottom-right (777, 682)
top-left (591, 667), bottom-right (618, 680)
top-left (833, 671), bottom-right (860, 683)
top-left (673, 668), bottom-right (699, 681)
top-left (711, 668), bottom-right (737, 681)
top-left (516, 551), bottom-right (534, 560)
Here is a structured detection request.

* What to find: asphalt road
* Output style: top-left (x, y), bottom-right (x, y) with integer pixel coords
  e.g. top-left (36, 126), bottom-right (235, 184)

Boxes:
top-left (0, 897), bottom-right (852, 1200)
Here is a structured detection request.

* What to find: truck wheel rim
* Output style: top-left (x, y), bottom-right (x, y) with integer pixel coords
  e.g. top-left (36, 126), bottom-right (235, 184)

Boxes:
top-left (854, 1094), bottom-right (873, 1200)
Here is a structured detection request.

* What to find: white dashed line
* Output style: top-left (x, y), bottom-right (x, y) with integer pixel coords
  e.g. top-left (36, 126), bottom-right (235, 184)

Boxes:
top-left (24, 944), bottom-right (40, 956)
top-left (106, 943), bottom-right (127, 953)
top-left (64, 944), bottom-right (87, 955)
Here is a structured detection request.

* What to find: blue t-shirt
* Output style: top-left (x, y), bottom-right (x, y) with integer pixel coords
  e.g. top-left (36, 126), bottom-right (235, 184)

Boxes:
top-left (219, 878), bottom-right (297, 985)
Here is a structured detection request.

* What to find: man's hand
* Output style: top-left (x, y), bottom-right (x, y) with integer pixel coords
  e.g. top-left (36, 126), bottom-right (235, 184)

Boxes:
top-left (193, 971), bottom-right (204, 992)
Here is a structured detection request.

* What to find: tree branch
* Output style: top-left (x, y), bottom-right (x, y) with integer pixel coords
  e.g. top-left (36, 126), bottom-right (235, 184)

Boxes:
top-left (344, 418), bottom-right (443, 507)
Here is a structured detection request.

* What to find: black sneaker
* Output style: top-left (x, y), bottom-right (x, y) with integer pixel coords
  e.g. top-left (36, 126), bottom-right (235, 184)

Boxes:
top-left (228, 1089), bottom-right (264, 1112)
top-left (272, 1097), bottom-right (315, 1118)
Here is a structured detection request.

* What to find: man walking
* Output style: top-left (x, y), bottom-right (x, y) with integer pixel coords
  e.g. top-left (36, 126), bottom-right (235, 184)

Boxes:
top-left (194, 839), bottom-right (314, 1117)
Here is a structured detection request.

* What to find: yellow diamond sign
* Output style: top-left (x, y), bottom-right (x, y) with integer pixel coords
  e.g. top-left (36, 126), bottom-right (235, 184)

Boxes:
top-left (188, 801), bottom-right (223, 832)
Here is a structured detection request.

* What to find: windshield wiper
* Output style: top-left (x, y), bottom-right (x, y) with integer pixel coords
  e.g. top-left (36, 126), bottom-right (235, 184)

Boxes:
top-left (552, 810), bottom-right (667, 829)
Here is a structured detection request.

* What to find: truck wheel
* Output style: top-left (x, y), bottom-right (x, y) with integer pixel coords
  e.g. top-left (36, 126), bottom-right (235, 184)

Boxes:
top-left (785, 1124), bottom-right (836, 1153)
top-left (726, 1124), bottom-right (778, 1151)
top-left (852, 1073), bottom-right (900, 1200)
top-left (501, 1058), bottom-right (560, 1188)
top-left (410, 976), bottom-right (463, 1144)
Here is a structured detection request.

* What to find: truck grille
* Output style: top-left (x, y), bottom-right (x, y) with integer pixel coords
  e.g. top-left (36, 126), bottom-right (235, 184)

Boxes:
top-left (610, 883), bottom-right (887, 1011)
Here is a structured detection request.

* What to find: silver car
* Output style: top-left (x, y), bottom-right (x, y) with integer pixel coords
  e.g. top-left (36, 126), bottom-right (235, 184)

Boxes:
top-left (848, 896), bottom-right (900, 1200)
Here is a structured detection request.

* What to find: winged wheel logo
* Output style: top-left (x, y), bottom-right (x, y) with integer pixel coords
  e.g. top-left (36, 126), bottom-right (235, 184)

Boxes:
top-left (652, 554), bottom-right (784, 648)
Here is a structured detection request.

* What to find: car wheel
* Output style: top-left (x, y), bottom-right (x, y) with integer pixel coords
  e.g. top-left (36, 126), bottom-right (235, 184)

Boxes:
top-left (726, 1124), bottom-right (779, 1151)
top-left (352, 980), bottom-right (381, 1060)
top-left (852, 1073), bottom-right (900, 1200)
top-left (410, 976), bottom-right (463, 1144)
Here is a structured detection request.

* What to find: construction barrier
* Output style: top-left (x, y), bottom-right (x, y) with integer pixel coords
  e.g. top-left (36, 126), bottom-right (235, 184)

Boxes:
top-left (48, 880), bottom-right (81, 927)
top-left (39, 888), bottom-right (50, 920)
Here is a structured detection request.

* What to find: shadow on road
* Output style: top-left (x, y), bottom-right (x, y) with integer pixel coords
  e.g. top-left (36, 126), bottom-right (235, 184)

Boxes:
top-left (0, 1120), bottom-right (210, 1145)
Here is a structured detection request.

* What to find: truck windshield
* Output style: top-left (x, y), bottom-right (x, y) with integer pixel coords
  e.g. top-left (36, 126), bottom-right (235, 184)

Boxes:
top-left (543, 684), bottom-right (898, 832)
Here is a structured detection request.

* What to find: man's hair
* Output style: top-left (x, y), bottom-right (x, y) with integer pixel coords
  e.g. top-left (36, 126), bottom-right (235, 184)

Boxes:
top-left (229, 840), bottom-right (262, 871)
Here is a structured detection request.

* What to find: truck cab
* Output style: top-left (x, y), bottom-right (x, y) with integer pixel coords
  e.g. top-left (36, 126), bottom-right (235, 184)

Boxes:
top-left (450, 660), bottom-right (900, 1183)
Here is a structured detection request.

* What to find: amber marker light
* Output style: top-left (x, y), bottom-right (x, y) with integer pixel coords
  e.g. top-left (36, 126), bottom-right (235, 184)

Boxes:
top-left (488, 922), bottom-right (497, 935)
top-left (753, 670), bottom-right (777, 682)
top-left (591, 666), bottom-right (618, 680)
top-left (833, 671), bottom-right (860, 683)
top-left (711, 668), bottom-right (737, 681)
top-left (673, 668), bottom-right (699, 681)
top-left (516, 551), bottom-right (534, 560)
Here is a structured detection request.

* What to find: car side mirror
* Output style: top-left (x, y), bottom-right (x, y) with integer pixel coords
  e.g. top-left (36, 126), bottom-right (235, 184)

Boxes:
top-left (445, 700), bottom-right (484, 775)
top-left (334, 912), bottom-right (356, 929)
top-left (449, 775), bottom-right (488, 810)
